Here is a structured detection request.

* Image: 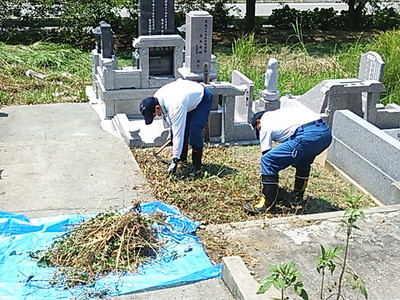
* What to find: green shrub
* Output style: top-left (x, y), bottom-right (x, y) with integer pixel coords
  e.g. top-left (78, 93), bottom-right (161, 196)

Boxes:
top-left (267, 4), bottom-right (400, 31)
top-left (267, 5), bottom-right (300, 29)
top-left (372, 7), bottom-right (400, 30)
top-left (175, 0), bottom-right (236, 31)
top-left (0, 0), bottom-right (137, 49)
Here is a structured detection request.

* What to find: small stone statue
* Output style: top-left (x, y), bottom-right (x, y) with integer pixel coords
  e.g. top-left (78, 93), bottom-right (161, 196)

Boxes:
top-left (259, 58), bottom-right (280, 104)
top-left (264, 58), bottom-right (279, 94)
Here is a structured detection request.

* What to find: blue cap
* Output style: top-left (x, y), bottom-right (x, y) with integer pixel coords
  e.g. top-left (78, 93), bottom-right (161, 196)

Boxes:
top-left (139, 97), bottom-right (158, 125)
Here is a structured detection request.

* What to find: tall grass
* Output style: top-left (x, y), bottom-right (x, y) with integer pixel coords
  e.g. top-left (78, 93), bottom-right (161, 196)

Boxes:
top-left (218, 33), bottom-right (269, 93)
top-left (0, 42), bottom-right (91, 106)
top-left (217, 30), bottom-right (400, 105)
top-left (218, 35), bottom-right (353, 99)
top-left (368, 30), bottom-right (400, 104)
top-left (1, 31), bottom-right (399, 107)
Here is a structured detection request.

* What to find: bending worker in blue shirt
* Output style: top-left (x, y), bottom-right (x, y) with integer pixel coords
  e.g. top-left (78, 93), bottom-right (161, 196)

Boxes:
top-left (139, 79), bottom-right (213, 174)
top-left (244, 106), bottom-right (332, 214)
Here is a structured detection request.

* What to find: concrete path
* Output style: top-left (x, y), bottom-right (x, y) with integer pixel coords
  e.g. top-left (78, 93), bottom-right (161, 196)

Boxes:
top-left (206, 205), bottom-right (400, 300)
top-left (0, 103), bottom-right (153, 218)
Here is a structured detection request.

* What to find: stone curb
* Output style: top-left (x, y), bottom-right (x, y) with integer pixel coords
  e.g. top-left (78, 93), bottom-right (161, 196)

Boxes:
top-left (222, 256), bottom-right (280, 300)
top-left (206, 203), bottom-right (400, 232)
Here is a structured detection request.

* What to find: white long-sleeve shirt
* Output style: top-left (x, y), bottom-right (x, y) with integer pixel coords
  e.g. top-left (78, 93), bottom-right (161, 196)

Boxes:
top-left (154, 79), bottom-right (204, 159)
top-left (259, 106), bottom-right (320, 153)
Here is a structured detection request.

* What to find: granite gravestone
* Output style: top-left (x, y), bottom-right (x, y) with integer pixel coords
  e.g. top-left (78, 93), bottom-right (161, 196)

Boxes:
top-left (358, 51), bottom-right (385, 82)
top-left (138, 0), bottom-right (175, 36)
top-left (137, 0), bottom-right (177, 77)
top-left (358, 51), bottom-right (385, 114)
top-left (92, 21), bottom-right (114, 59)
top-left (185, 11), bottom-right (213, 74)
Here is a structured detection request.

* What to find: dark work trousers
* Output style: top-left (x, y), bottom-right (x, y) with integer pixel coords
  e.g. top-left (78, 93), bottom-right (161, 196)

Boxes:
top-left (260, 119), bottom-right (332, 176)
top-left (183, 87), bottom-right (213, 150)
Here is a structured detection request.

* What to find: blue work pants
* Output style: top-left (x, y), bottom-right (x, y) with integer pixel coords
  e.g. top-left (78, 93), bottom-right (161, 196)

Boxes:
top-left (260, 120), bottom-right (332, 176)
top-left (183, 87), bottom-right (213, 149)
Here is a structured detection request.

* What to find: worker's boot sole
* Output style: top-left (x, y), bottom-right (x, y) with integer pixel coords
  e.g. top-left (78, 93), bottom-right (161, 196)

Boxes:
top-left (243, 202), bottom-right (279, 214)
top-left (243, 203), bottom-right (266, 214)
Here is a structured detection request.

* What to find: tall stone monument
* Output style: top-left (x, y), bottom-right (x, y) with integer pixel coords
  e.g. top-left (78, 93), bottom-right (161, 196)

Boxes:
top-left (178, 11), bottom-right (217, 81)
top-left (138, 0), bottom-right (175, 35)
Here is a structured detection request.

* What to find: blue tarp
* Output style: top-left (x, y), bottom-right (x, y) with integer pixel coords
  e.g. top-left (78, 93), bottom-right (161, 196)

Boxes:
top-left (0, 202), bottom-right (221, 299)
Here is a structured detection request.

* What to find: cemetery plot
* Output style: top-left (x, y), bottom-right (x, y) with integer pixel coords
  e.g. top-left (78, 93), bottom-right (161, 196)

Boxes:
top-left (132, 145), bottom-right (375, 225)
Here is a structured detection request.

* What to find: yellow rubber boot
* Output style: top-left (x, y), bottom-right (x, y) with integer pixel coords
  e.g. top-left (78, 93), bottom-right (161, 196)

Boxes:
top-left (244, 174), bottom-right (278, 214)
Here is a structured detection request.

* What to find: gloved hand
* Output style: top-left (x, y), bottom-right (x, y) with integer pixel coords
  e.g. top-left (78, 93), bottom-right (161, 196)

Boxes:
top-left (167, 158), bottom-right (179, 174)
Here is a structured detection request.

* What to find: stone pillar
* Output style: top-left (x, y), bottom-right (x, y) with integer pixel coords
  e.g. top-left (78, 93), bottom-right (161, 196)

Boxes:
top-left (178, 11), bottom-right (216, 81)
top-left (185, 11), bottom-right (212, 73)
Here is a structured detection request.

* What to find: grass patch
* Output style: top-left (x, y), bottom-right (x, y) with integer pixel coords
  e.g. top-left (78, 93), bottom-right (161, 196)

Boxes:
top-left (216, 30), bottom-right (400, 105)
top-left (0, 42), bottom-right (91, 106)
top-left (132, 145), bottom-right (375, 225)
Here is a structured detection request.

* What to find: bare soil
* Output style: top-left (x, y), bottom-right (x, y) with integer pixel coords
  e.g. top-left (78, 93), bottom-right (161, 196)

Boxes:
top-left (132, 145), bottom-right (375, 263)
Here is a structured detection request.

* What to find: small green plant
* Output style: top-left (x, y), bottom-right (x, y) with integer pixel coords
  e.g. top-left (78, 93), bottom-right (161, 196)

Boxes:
top-left (290, 18), bottom-right (308, 54)
top-left (315, 245), bottom-right (343, 299)
top-left (333, 187), bottom-right (368, 300)
top-left (257, 260), bottom-right (309, 300)
top-left (258, 187), bottom-right (368, 299)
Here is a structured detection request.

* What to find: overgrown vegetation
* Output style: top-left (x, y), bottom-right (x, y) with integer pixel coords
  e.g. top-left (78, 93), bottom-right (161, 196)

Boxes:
top-left (216, 30), bottom-right (400, 105)
top-left (0, 42), bottom-right (91, 106)
top-left (132, 146), bottom-right (374, 225)
top-left (30, 204), bottom-right (164, 287)
top-left (257, 188), bottom-right (368, 299)
top-left (2, 29), bottom-right (398, 107)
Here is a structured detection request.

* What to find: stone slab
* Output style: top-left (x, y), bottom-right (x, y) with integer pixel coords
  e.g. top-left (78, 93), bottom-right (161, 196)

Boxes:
top-left (222, 256), bottom-right (279, 300)
top-left (327, 110), bottom-right (400, 204)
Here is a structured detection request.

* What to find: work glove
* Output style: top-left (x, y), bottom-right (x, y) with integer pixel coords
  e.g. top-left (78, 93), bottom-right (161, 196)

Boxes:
top-left (167, 158), bottom-right (179, 174)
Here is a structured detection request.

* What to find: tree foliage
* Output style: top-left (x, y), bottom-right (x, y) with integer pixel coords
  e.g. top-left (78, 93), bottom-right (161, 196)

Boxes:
top-left (0, 0), bottom-right (137, 48)
top-left (1, 0), bottom-right (399, 47)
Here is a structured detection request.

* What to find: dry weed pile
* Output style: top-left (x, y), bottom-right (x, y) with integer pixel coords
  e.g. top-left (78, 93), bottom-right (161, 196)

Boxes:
top-left (36, 204), bottom-right (164, 287)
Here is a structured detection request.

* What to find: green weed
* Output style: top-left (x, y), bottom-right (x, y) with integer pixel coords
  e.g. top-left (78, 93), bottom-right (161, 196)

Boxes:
top-left (257, 187), bottom-right (368, 300)
top-left (217, 30), bottom-right (400, 105)
top-left (257, 261), bottom-right (309, 300)
top-left (0, 42), bottom-right (91, 105)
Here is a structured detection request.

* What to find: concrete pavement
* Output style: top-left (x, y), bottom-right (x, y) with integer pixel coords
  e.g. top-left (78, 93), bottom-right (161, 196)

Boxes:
top-left (0, 103), bottom-right (153, 218)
